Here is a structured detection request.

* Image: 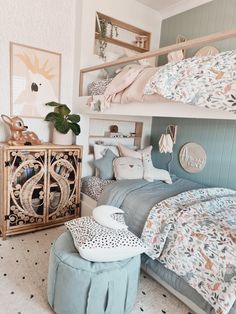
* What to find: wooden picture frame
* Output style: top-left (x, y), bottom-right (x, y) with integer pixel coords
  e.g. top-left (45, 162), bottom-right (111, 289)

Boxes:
top-left (10, 42), bottom-right (61, 119)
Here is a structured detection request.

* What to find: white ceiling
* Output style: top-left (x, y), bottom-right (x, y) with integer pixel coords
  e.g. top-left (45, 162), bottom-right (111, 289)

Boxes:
top-left (137, 0), bottom-right (213, 18)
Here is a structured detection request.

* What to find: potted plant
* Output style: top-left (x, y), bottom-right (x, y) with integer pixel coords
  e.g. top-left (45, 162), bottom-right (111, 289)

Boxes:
top-left (45, 101), bottom-right (81, 145)
top-left (96, 16), bottom-right (119, 60)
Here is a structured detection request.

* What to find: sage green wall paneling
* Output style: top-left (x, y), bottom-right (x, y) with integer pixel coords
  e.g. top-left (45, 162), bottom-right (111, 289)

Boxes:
top-left (151, 117), bottom-right (236, 189)
top-left (152, 0), bottom-right (236, 189)
top-left (158, 0), bottom-right (236, 65)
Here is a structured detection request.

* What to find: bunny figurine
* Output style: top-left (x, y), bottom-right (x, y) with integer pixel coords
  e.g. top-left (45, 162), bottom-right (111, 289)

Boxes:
top-left (1, 114), bottom-right (41, 146)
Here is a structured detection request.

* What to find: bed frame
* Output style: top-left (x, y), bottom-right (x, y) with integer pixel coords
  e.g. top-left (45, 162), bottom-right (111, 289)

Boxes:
top-left (79, 28), bottom-right (236, 120)
top-left (80, 192), bottom-right (97, 217)
top-left (79, 28), bottom-right (236, 313)
top-left (81, 191), bottom-right (206, 313)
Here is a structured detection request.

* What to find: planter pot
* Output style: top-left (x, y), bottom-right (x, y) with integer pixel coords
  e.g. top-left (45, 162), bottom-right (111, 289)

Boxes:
top-left (52, 128), bottom-right (74, 145)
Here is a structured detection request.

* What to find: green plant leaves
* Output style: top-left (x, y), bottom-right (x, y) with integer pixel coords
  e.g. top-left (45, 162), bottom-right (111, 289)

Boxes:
top-left (55, 119), bottom-right (70, 134)
top-left (44, 112), bottom-right (61, 122)
top-left (67, 114), bottom-right (80, 123)
top-left (54, 105), bottom-right (71, 116)
top-left (45, 101), bottom-right (61, 107)
top-left (44, 102), bottom-right (81, 136)
top-left (69, 123), bottom-right (81, 136)
top-left (45, 102), bottom-right (71, 116)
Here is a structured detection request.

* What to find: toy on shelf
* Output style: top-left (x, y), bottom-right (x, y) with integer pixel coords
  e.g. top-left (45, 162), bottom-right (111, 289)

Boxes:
top-left (133, 35), bottom-right (148, 49)
top-left (1, 115), bottom-right (41, 146)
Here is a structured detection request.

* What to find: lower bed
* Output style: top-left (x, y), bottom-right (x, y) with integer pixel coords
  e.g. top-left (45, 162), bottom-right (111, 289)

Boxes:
top-left (93, 175), bottom-right (236, 314)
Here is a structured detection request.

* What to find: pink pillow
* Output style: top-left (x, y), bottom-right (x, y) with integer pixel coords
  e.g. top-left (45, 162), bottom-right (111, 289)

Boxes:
top-left (118, 144), bottom-right (152, 160)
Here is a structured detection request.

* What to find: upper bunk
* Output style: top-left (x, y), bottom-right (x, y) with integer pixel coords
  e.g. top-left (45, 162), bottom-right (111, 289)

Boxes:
top-left (78, 28), bottom-right (236, 120)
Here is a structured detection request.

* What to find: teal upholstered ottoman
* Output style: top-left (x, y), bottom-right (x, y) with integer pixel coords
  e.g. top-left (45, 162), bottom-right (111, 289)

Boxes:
top-left (47, 231), bottom-right (141, 314)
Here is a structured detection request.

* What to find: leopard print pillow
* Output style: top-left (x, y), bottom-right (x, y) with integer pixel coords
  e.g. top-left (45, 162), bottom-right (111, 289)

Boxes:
top-left (81, 176), bottom-right (114, 201)
top-left (88, 78), bottom-right (113, 96)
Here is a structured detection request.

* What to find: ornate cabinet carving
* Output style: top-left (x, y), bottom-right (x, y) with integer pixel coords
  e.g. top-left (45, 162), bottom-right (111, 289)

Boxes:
top-left (0, 144), bottom-right (82, 239)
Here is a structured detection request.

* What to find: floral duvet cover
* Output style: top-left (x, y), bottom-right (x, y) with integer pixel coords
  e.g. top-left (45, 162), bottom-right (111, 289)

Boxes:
top-left (144, 51), bottom-right (236, 113)
top-left (141, 188), bottom-right (236, 314)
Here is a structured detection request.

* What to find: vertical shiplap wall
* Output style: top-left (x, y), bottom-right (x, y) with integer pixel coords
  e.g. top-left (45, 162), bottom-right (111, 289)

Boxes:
top-left (159, 0), bottom-right (236, 65)
top-left (151, 117), bottom-right (236, 189)
top-left (151, 0), bottom-right (236, 189)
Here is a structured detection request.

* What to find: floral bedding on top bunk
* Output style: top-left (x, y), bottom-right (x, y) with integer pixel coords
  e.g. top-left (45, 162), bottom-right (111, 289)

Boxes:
top-left (100, 50), bottom-right (236, 113)
top-left (144, 50), bottom-right (236, 113)
top-left (141, 188), bottom-right (236, 314)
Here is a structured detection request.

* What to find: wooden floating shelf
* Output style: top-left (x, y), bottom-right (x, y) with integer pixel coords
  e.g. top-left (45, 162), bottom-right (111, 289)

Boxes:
top-left (95, 32), bottom-right (149, 53)
top-left (89, 135), bottom-right (141, 139)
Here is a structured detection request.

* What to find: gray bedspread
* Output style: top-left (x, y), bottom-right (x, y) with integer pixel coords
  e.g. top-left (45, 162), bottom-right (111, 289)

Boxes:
top-left (98, 175), bottom-right (203, 237)
top-left (98, 176), bottom-right (236, 314)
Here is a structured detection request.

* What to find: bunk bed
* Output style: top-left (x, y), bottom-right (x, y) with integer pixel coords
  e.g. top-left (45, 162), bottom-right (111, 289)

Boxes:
top-left (79, 29), bottom-right (236, 314)
top-left (79, 28), bottom-right (236, 120)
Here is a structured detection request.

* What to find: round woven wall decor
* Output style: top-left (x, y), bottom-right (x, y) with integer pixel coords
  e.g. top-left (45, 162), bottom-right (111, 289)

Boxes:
top-left (179, 142), bottom-right (207, 173)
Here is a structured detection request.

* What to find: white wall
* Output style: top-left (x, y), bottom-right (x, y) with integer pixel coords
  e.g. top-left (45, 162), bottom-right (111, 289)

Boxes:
top-left (0, 0), bottom-right (77, 142)
top-left (136, 0), bottom-right (213, 19)
top-left (74, 0), bottom-right (162, 176)
top-left (79, 0), bottom-right (162, 68)
top-left (0, 0), bottom-right (161, 177)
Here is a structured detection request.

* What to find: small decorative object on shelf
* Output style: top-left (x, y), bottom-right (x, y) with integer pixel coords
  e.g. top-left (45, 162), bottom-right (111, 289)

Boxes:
top-left (96, 13), bottom-right (119, 60)
top-left (133, 35), bottom-right (148, 49)
top-left (110, 125), bottom-right (118, 133)
top-left (95, 12), bottom-right (151, 59)
top-left (45, 102), bottom-right (81, 145)
top-left (106, 132), bottom-right (123, 138)
top-left (1, 115), bottom-right (41, 146)
top-left (0, 143), bottom-right (83, 239)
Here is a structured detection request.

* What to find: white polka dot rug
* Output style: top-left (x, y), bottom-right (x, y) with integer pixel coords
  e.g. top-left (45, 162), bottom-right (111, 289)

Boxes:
top-left (0, 226), bottom-right (192, 314)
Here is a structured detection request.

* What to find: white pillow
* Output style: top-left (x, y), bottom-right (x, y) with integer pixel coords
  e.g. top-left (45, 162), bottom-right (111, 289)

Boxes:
top-left (94, 144), bottom-right (119, 160)
top-left (118, 144), bottom-right (152, 160)
top-left (113, 157), bottom-right (143, 180)
top-left (65, 217), bottom-right (146, 262)
top-left (142, 152), bottom-right (172, 184)
top-left (93, 205), bottom-right (128, 230)
top-left (116, 145), bottom-right (172, 184)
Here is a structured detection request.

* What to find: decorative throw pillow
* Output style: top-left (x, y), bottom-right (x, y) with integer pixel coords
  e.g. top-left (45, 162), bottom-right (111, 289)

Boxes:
top-left (88, 78), bottom-right (113, 96)
top-left (81, 176), bottom-right (114, 201)
top-left (142, 152), bottom-right (172, 184)
top-left (118, 144), bottom-right (152, 161)
top-left (93, 149), bottom-right (117, 180)
top-left (93, 205), bottom-right (128, 230)
top-left (65, 217), bottom-right (146, 262)
top-left (113, 157), bottom-right (143, 180)
top-left (94, 144), bottom-right (119, 160)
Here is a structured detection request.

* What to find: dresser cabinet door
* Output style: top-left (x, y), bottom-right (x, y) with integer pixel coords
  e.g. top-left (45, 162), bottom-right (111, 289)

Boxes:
top-left (6, 149), bottom-right (47, 230)
top-left (47, 149), bottom-right (81, 222)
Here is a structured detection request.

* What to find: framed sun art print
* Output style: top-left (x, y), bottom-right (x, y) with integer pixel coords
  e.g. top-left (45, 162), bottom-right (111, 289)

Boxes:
top-left (10, 42), bottom-right (61, 118)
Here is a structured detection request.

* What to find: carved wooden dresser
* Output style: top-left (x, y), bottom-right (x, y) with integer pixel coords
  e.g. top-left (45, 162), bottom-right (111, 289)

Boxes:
top-left (0, 143), bottom-right (82, 239)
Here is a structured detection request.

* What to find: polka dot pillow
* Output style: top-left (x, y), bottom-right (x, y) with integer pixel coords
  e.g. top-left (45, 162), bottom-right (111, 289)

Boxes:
top-left (65, 217), bottom-right (146, 262)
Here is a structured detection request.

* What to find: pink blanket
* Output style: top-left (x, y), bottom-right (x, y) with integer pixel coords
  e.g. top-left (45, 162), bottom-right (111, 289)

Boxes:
top-left (104, 65), bottom-right (165, 105)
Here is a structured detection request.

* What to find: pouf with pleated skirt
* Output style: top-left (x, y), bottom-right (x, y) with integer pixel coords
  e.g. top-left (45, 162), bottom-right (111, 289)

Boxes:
top-left (47, 231), bottom-right (141, 314)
